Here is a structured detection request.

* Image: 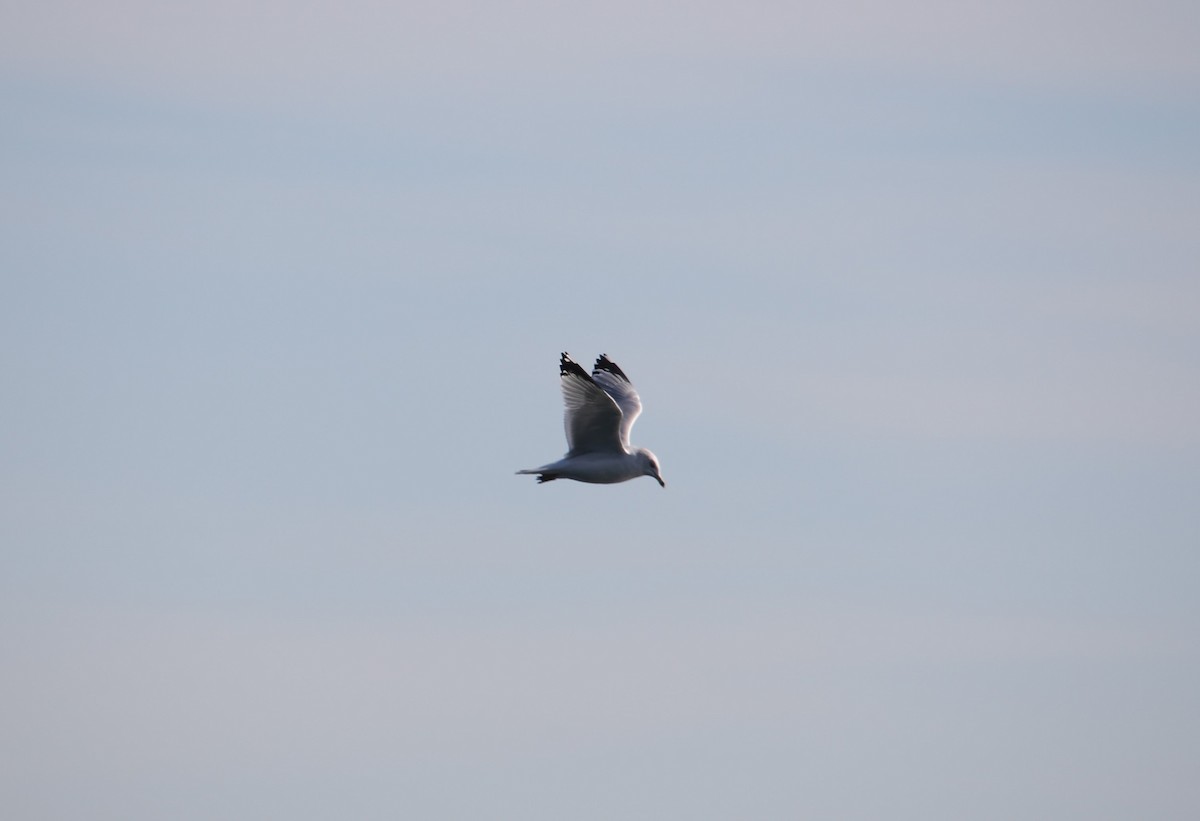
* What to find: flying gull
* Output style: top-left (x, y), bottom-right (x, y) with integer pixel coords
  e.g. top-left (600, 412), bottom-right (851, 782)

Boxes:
top-left (517, 353), bottom-right (665, 487)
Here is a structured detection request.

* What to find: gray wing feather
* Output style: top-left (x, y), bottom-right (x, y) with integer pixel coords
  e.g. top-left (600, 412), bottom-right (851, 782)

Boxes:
top-left (591, 354), bottom-right (643, 450)
top-left (559, 353), bottom-right (625, 455)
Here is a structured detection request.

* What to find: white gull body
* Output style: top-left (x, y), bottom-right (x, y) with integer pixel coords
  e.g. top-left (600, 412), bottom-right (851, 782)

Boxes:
top-left (517, 353), bottom-right (665, 487)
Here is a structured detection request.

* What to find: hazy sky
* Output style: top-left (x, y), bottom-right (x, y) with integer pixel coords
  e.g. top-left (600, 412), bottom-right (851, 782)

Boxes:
top-left (3, 2), bottom-right (1198, 819)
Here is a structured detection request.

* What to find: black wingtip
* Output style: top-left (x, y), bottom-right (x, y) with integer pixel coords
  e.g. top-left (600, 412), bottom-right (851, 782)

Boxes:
top-left (593, 353), bottom-right (630, 382)
top-left (560, 352), bottom-right (592, 382)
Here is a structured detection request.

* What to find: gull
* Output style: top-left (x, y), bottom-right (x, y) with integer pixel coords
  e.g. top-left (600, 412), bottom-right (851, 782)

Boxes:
top-left (517, 353), bottom-right (665, 487)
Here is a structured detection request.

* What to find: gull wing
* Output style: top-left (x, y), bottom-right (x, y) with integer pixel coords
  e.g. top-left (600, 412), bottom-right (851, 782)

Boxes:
top-left (559, 353), bottom-right (625, 455)
top-left (591, 354), bottom-right (643, 450)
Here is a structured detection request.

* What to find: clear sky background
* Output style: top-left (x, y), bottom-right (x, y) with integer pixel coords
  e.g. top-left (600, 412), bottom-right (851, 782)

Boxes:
top-left (3, 2), bottom-right (1198, 818)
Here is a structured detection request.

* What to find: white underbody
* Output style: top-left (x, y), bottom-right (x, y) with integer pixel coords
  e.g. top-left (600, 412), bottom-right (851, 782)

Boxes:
top-left (519, 452), bottom-right (644, 484)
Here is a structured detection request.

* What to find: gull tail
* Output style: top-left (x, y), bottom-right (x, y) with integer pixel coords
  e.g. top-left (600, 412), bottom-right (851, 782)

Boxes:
top-left (516, 468), bottom-right (558, 483)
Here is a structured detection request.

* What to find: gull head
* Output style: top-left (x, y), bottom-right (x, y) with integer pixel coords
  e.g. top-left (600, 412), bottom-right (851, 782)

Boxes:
top-left (635, 448), bottom-right (666, 487)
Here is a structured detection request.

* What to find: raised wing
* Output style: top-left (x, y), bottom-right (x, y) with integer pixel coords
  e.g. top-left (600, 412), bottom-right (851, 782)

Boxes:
top-left (591, 354), bottom-right (643, 450)
top-left (559, 353), bottom-right (625, 455)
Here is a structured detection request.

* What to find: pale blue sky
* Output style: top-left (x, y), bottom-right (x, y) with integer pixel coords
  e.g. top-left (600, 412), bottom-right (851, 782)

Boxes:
top-left (3, 2), bottom-right (1199, 819)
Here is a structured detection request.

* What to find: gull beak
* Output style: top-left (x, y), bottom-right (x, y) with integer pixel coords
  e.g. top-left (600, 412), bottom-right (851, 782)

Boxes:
top-left (656, 474), bottom-right (666, 488)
